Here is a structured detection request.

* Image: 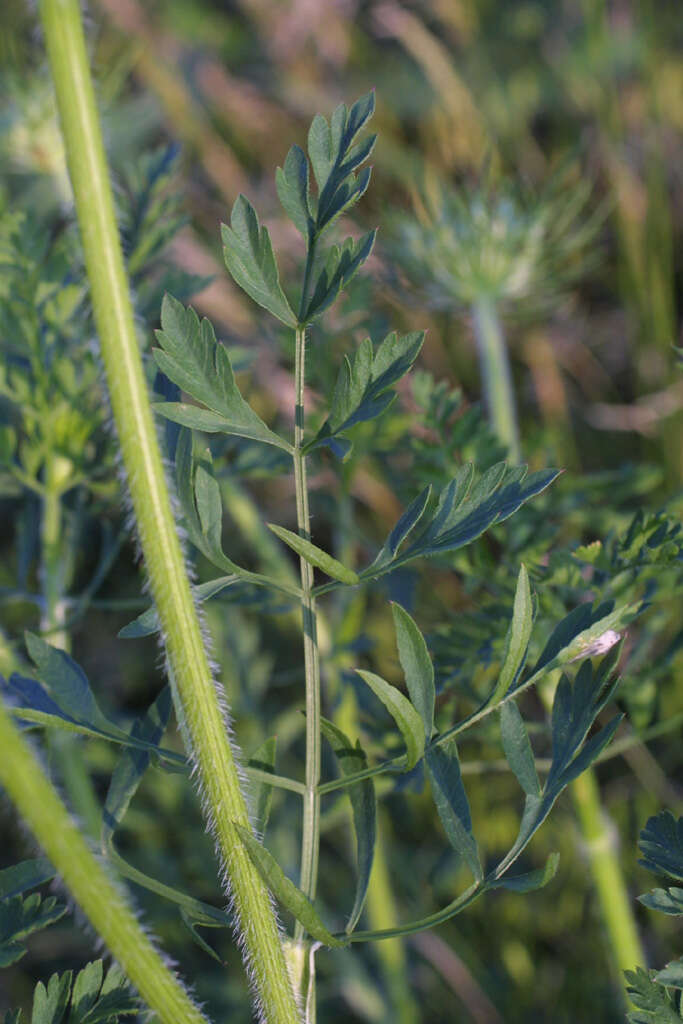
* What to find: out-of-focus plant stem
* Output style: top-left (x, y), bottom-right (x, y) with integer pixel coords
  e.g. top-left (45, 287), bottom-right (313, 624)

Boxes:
top-left (38, 1), bottom-right (299, 1020)
top-left (41, 452), bottom-right (101, 838)
top-left (472, 297), bottom-right (521, 463)
top-left (0, 702), bottom-right (209, 1024)
top-left (570, 770), bottom-right (645, 995)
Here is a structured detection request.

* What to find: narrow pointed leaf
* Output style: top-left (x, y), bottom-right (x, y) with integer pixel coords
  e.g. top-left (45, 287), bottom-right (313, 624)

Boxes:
top-left (425, 741), bottom-right (482, 880)
top-left (268, 523), bottom-right (359, 584)
top-left (391, 603), bottom-right (435, 740)
top-left (0, 860), bottom-right (55, 901)
top-left (638, 811), bottom-right (683, 883)
top-left (234, 825), bottom-right (344, 947)
top-left (102, 687), bottom-right (172, 845)
top-left (489, 851), bottom-right (560, 892)
top-left (247, 737), bottom-right (278, 836)
top-left (500, 700), bottom-right (540, 797)
top-left (320, 718), bottom-right (376, 934)
top-left (489, 565), bottom-right (533, 706)
top-left (118, 576), bottom-right (240, 639)
top-left (355, 670), bottom-right (425, 770)
top-left (23, 633), bottom-right (129, 741)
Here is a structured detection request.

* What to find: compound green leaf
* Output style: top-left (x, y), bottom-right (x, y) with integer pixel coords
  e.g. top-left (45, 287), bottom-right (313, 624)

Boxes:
top-left (355, 670), bottom-right (425, 770)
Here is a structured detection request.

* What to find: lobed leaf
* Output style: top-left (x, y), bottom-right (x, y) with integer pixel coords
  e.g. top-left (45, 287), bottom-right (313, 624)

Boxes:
top-left (495, 656), bottom-right (623, 878)
top-left (221, 195), bottom-right (296, 326)
top-left (2, 635), bottom-right (130, 743)
top-left (304, 230), bottom-right (376, 323)
top-left (307, 92), bottom-right (376, 234)
top-left (310, 331), bottom-right (425, 459)
top-left (20, 961), bottom-right (138, 1024)
top-left (0, 893), bottom-right (66, 967)
top-left (234, 825), bottom-right (344, 947)
top-left (638, 812), bottom-right (683, 884)
top-left (355, 670), bottom-right (425, 770)
top-left (364, 464), bottom-right (560, 578)
top-left (625, 967), bottom-right (681, 1023)
top-left (153, 294), bottom-right (290, 451)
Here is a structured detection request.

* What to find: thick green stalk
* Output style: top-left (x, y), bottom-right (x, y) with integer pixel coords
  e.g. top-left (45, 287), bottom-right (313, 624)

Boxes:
top-left (292, 327), bottom-right (322, 969)
top-left (472, 297), bottom-right (521, 462)
top-left (570, 770), bottom-right (645, 999)
top-left (38, 2), bottom-right (299, 1020)
top-left (0, 704), bottom-right (207, 1024)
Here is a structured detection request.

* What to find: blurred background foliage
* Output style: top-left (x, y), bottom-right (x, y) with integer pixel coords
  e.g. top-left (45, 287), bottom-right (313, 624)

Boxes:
top-left (0, 1), bottom-right (682, 1022)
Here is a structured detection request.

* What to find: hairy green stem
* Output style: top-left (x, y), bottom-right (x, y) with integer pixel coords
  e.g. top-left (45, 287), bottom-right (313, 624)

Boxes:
top-left (292, 326), bottom-right (322, 1004)
top-left (472, 297), bottom-right (521, 462)
top-left (0, 705), bottom-right (208, 1024)
top-left (38, 2), bottom-right (299, 1020)
top-left (570, 770), bottom-right (645, 999)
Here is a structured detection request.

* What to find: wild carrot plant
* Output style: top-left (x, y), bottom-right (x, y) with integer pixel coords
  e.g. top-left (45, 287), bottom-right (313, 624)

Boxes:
top-left (1, 4), bottom-right (682, 1022)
